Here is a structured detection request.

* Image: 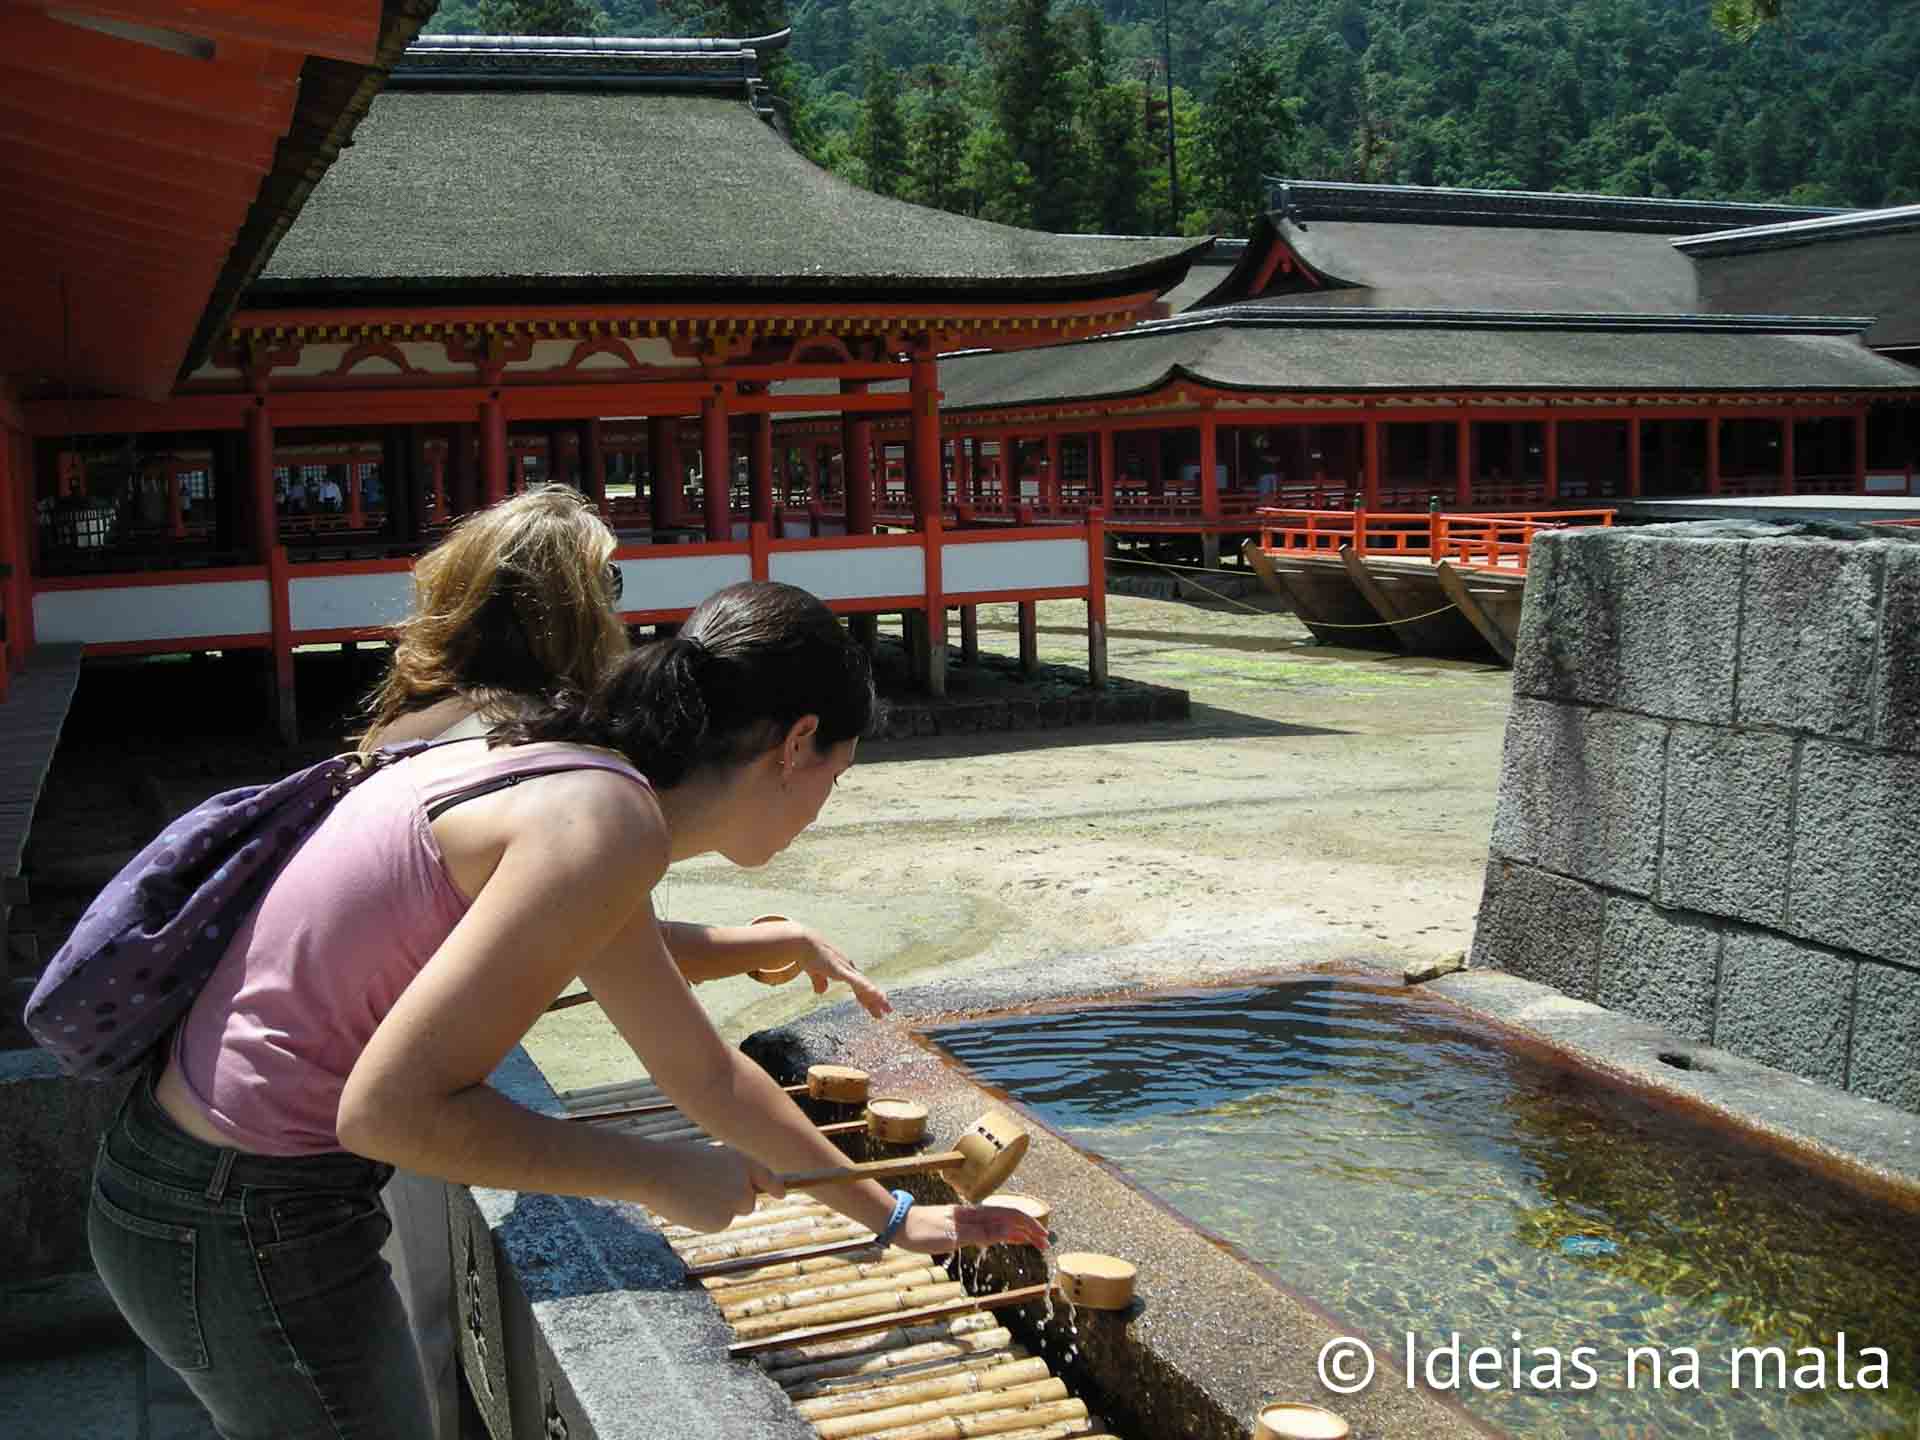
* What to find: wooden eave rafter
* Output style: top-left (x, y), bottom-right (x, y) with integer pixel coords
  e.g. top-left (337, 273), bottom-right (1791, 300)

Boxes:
top-left (212, 292), bottom-right (1162, 379)
top-left (0, 0), bottom-right (394, 400)
top-left (40, 2), bottom-right (381, 67)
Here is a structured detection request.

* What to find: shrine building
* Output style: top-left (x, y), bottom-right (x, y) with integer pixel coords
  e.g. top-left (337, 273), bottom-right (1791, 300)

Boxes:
top-left (808, 182), bottom-right (1920, 563)
top-left (0, 25), bottom-right (1205, 732)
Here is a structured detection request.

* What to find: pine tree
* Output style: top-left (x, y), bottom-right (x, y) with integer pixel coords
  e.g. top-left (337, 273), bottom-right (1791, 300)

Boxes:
top-left (908, 67), bottom-right (972, 211)
top-left (1194, 39), bottom-right (1295, 232)
top-left (977, 0), bottom-right (1075, 230)
top-left (853, 48), bottom-right (908, 198)
top-left (472, 0), bottom-right (603, 33)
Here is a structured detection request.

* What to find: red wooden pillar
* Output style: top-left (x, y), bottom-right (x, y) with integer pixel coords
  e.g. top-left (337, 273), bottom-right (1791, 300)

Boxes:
top-left (244, 400), bottom-right (295, 740)
top-left (1455, 417), bottom-right (1472, 508)
top-left (1098, 425), bottom-right (1116, 511)
top-left (1780, 415), bottom-right (1796, 495)
top-left (647, 416), bottom-right (678, 530)
top-left (345, 459), bottom-right (365, 529)
top-left (1198, 413), bottom-right (1219, 519)
top-left (1544, 417), bottom-right (1560, 503)
top-left (581, 418), bottom-right (605, 510)
top-left (1043, 432), bottom-right (1062, 512)
top-left (1507, 423), bottom-right (1524, 498)
top-left (1362, 418), bottom-right (1381, 510)
top-left (909, 349), bottom-right (946, 695)
top-left (843, 380), bottom-right (874, 535)
top-left (481, 396), bottom-right (508, 506)
top-left (1706, 413), bottom-right (1722, 495)
top-left (1627, 417), bottom-right (1643, 497)
top-left (910, 351), bottom-right (942, 523)
top-left (1147, 431), bottom-right (1164, 498)
top-left (1854, 409), bottom-right (1869, 493)
top-left (750, 412), bottom-right (774, 523)
top-left (702, 389), bottom-right (732, 541)
top-left (953, 433), bottom-right (971, 503)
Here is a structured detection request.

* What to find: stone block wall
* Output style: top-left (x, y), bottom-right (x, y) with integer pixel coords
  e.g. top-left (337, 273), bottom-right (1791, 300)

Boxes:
top-left (1472, 520), bottom-right (1920, 1114)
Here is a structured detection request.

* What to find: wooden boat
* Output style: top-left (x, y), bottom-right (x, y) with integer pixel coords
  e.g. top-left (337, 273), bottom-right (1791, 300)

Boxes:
top-left (1244, 539), bottom-right (1526, 664)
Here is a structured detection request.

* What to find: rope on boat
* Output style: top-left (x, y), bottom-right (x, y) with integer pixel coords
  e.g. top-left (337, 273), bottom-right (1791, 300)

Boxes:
top-left (1114, 556), bottom-right (1464, 627)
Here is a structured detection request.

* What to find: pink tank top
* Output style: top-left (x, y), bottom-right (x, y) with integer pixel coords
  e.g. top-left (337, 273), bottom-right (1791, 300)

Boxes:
top-left (171, 742), bottom-right (651, 1155)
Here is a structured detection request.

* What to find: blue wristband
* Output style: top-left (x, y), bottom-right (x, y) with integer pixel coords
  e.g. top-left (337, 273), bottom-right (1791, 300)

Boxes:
top-left (876, 1188), bottom-right (914, 1246)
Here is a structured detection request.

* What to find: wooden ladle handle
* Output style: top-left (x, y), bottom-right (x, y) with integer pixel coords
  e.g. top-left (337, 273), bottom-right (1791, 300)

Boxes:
top-left (777, 1151), bottom-right (963, 1189)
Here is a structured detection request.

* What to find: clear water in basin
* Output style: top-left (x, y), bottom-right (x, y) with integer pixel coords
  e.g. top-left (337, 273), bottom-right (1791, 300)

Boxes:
top-left (926, 978), bottom-right (1920, 1439)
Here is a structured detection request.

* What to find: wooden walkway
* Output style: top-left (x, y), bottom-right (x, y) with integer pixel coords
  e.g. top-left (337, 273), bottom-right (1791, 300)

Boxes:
top-left (1, 644), bottom-right (85, 974)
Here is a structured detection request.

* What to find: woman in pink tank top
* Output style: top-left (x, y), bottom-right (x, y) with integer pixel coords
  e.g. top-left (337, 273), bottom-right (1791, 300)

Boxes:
top-left (89, 578), bottom-right (1049, 1440)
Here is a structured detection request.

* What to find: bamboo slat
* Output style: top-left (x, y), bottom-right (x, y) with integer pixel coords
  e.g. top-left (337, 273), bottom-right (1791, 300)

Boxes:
top-left (729, 1282), bottom-right (967, 1341)
top-left (722, 1266), bottom-right (950, 1321)
top-left (758, 1315), bottom-right (1006, 1375)
top-left (781, 1344), bottom-right (1031, 1403)
top-left (796, 1357), bottom-right (1052, 1422)
top-left (815, 1379), bottom-right (1069, 1440)
top-left (848, 1395), bottom-right (1085, 1440)
top-left (712, 1252), bottom-right (930, 1306)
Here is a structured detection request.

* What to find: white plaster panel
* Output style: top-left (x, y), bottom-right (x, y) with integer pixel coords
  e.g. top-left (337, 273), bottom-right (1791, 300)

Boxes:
top-left (942, 538), bottom-right (1089, 595)
top-left (507, 339), bottom-right (589, 373)
top-left (616, 553), bottom-right (753, 612)
top-left (399, 341), bottom-right (470, 376)
top-left (290, 571), bottom-right (416, 632)
top-left (34, 580), bottom-right (271, 645)
top-left (278, 342), bottom-right (350, 379)
top-left (769, 547), bottom-right (926, 601)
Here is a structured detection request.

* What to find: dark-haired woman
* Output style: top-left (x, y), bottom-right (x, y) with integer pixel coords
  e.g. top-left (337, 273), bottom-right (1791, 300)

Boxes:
top-left (352, 490), bottom-right (885, 1439)
top-left (88, 581), bottom-right (1050, 1439)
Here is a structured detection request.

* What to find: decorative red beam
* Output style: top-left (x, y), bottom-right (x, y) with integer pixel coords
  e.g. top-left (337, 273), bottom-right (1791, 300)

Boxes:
top-left (0, 13), bottom-right (300, 125)
top-left (730, 390), bottom-right (911, 417)
top-left (229, 289), bottom-right (1166, 337)
top-left (43, 1), bottom-right (383, 67)
top-left (0, 82), bottom-right (281, 171)
top-left (0, 105), bottom-right (273, 181)
top-left (0, 180), bottom-right (237, 245)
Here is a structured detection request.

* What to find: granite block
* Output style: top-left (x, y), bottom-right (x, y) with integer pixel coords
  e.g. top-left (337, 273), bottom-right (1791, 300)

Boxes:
top-left (1715, 928), bottom-right (1855, 1088)
top-left (1658, 724), bottom-right (1793, 927)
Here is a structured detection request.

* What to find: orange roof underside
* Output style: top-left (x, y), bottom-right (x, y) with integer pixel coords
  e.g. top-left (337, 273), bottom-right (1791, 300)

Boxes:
top-left (0, 1), bottom-right (384, 401)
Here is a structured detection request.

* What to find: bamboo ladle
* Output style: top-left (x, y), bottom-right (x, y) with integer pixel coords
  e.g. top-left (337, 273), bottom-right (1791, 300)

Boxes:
top-left (777, 1111), bottom-right (1028, 1204)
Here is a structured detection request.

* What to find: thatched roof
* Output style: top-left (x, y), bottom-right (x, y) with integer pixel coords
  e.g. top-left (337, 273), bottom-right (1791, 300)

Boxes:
top-left (254, 36), bottom-right (1204, 306)
top-left (1189, 185), bottom-right (1845, 316)
top-left (934, 312), bottom-right (1918, 412)
top-left (1679, 204), bottom-right (1920, 353)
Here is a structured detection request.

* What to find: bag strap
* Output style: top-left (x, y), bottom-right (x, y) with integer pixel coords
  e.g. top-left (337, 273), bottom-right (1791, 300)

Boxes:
top-left (423, 758), bottom-right (645, 821)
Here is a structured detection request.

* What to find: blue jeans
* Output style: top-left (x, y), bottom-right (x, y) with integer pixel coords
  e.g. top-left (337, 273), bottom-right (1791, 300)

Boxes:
top-left (87, 1065), bottom-right (432, 1440)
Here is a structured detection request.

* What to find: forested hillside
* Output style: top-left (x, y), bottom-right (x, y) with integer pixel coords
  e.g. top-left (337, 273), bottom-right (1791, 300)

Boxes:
top-left (425, 0), bottom-right (1920, 235)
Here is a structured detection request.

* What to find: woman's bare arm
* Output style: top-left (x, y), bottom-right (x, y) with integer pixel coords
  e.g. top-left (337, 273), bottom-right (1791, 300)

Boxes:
top-left (335, 772), bottom-right (770, 1231)
top-left (659, 919), bottom-right (891, 1017)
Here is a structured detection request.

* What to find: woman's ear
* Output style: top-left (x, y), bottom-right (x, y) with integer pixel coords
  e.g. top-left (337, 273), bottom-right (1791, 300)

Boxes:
top-left (782, 714), bottom-right (821, 766)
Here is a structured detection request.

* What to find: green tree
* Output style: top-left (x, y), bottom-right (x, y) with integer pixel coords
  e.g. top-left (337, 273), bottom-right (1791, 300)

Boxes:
top-left (907, 66), bottom-right (971, 211)
top-left (958, 120), bottom-right (1033, 226)
top-left (471, 0), bottom-right (604, 32)
top-left (977, 0), bottom-right (1075, 230)
top-left (853, 46), bottom-right (908, 197)
top-left (1193, 39), bottom-right (1295, 232)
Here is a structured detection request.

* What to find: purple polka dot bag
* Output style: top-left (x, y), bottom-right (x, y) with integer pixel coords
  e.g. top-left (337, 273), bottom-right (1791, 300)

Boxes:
top-left (25, 739), bottom-right (436, 1078)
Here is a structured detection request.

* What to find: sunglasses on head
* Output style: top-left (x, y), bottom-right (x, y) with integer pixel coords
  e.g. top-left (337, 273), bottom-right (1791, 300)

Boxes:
top-left (604, 559), bottom-right (624, 606)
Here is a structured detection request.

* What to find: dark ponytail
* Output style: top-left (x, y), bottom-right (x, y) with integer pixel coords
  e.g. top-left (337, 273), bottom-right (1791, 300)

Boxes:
top-left (500, 582), bottom-right (880, 788)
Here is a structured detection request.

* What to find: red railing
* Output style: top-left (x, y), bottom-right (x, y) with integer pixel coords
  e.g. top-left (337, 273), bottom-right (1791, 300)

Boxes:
top-left (1255, 507), bottom-right (1615, 574)
top-left (1433, 510), bottom-right (1615, 571)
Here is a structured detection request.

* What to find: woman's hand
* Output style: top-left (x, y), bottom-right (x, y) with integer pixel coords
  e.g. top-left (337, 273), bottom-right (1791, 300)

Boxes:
top-left (892, 1203), bottom-right (1050, 1256)
top-left (651, 1143), bottom-right (784, 1235)
top-left (773, 925), bottom-right (890, 1019)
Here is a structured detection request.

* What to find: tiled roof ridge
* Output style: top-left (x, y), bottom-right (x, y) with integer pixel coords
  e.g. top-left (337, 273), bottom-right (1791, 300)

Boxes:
top-left (1066, 307), bottom-right (1883, 349)
top-left (391, 29), bottom-right (790, 95)
top-left (1676, 202), bottom-right (1920, 256)
top-left (1269, 179), bottom-right (1847, 236)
